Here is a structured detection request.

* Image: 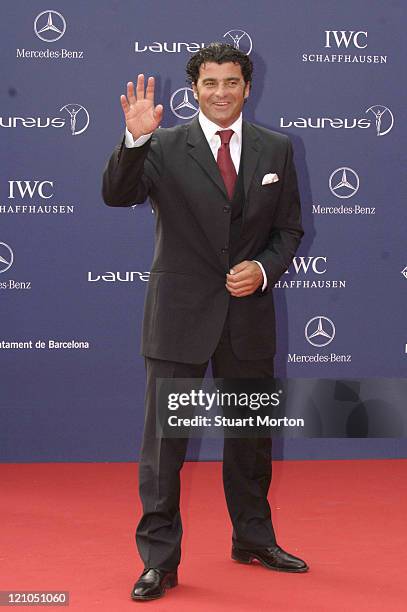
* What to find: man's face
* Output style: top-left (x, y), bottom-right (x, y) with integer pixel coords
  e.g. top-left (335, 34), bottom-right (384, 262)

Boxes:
top-left (192, 61), bottom-right (250, 128)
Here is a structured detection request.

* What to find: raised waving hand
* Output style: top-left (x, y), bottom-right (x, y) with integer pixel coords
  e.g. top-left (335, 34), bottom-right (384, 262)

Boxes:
top-left (120, 74), bottom-right (163, 141)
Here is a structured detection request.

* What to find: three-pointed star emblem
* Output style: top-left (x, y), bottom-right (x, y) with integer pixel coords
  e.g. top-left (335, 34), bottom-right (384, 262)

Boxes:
top-left (305, 316), bottom-right (336, 347)
top-left (329, 167), bottom-right (359, 199)
top-left (170, 88), bottom-right (199, 119)
top-left (34, 10), bottom-right (66, 42)
top-left (37, 12), bottom-right (63, 35)
top-left (0, 242), bottom-right (13, 274)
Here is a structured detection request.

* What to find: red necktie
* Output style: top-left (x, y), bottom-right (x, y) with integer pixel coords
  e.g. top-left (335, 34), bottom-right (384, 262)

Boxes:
top-left (216, 129), bottom-right (237, 200)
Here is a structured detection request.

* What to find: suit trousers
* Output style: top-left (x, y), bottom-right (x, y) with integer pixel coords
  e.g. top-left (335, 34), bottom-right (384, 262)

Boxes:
top-left (135, 316), bottom-right (276, 571)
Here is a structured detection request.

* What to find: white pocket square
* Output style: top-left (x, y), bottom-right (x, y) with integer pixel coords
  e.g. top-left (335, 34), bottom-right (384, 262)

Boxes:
top-left (262, 173), bottom-right (279, 185)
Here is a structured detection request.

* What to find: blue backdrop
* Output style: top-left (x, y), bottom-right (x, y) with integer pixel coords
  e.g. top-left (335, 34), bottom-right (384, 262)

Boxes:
top-left (1, 0), bottom-right (406, 461)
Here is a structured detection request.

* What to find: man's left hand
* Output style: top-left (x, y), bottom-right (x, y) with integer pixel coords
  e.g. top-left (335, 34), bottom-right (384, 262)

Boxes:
top-left (226, 261), bottom-right (263, 297)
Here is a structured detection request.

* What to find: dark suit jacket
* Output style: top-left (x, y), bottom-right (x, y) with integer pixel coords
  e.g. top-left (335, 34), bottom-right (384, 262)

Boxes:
top-left (102, 118), bottom-right (303, 364)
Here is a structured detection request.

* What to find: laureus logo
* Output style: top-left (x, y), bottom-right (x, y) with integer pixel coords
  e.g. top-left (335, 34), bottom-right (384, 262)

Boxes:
top-left (280, 104), bottom-right (394, 136)
top-left (223, 30), bottom-right (253, 55)
top-left (60, 104), bottom-right (90, 135)
top-left (365, 105), bottom-right (394, 136)
top-left (34, 10), bottom-right (66, 43)
top-left (0, 104), bottom-right (90, 135)
top-left (133, 28), bottom-right (253, 55)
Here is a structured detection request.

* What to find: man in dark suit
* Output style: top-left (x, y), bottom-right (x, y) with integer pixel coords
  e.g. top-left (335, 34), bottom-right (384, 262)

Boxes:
top-left (103, 43), bottom-right (307, 601)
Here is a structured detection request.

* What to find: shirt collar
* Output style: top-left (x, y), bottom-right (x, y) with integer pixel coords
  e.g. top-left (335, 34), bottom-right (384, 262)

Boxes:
top-left (198, 111), bottom-right (242, 145)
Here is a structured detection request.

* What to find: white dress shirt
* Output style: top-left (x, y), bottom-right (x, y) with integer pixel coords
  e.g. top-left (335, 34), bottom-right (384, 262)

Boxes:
top-left (124, 112), bottom-right (267, 290)
top-left (198, 111), bottom-right (242, 174)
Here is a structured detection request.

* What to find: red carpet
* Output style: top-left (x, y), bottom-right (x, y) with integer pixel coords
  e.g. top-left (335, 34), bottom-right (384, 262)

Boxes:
top-left (1, 460), bottom-right (406, 610)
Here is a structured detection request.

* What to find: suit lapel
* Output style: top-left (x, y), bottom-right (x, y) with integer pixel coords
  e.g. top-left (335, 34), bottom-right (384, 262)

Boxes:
top-left (241, 120), bottom-right (261, 198)
top-left (187, 118), bottom-right (227, 198)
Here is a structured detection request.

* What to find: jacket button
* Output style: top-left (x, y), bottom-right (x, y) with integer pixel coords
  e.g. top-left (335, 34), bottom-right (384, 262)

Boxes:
top-left (221, 247), bottom-right (229, 254)
top-left (223, 205), bottom-right (231, 213)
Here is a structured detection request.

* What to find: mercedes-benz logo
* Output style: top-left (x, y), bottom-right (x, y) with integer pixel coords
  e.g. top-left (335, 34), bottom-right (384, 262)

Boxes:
top-left (170, 88), bottom-right (199, 120)
top-left (305, 316), bottom-right (336, 347)
top-left (223, 29), bottom-right (253, 55)
top-left (60, 104), bottom-right (90, 135)
top-left (34, 10), bottom-right (66, 43)
top-left (365, 105), bottom-right (394, 136)
top-left (329, 167), bottom-right (359, 199)
top-left (0, 242), bottom-right (14, 274)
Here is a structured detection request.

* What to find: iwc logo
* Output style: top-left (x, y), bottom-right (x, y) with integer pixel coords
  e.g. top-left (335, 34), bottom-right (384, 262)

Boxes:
top-left (302, 30), bottom-right (387, 64)
top-left (0, 180), bottom-right (76, 216)
top-left (170, 88), bottom-right (199, 120)
top-left (274, 256), bottom-right (347, 290)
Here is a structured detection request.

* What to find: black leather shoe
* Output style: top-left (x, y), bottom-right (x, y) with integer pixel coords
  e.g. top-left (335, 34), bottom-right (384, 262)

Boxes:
top-left (130, 568), bottom-right (178, 601)
top-left (232, 544), bottom-right (309, 573)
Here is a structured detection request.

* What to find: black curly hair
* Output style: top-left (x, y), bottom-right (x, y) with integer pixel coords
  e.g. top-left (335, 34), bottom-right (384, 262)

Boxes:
top-left (186, 42), bottom-right (253, 85)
